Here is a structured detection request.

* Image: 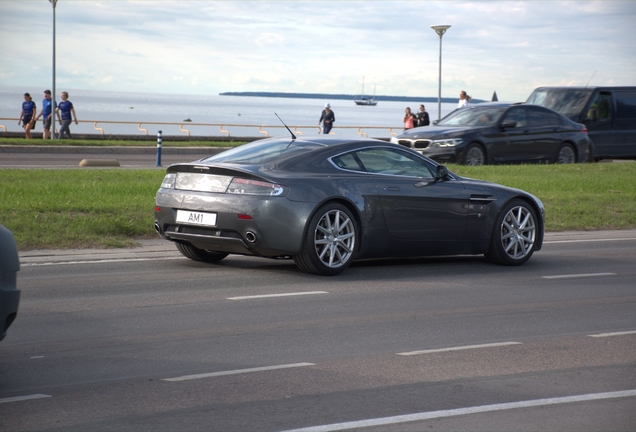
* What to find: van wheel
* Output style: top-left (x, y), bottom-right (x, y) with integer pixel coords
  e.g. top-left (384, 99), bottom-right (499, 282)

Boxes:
top-left (557, 143), bottom-right (576, 164)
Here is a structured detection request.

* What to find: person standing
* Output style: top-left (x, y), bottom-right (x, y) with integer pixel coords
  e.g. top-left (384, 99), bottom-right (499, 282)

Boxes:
top-left (319, 103), bottom-right (335, 134)
top-left (403, 107), bottom-right (415, 130)
top-left (458, 90), bottom-right (471, 108)
top-left (417, 104), bottom-right (430, 127)
top-left (56, 91), bottom-right (78, 139)
top-left (18, 93), bottom-right (36, 139)
top-left (35, 90), bottom-right (55, 139)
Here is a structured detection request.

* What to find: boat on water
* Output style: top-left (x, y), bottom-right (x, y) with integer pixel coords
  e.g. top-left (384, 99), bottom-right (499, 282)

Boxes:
top-left (354, 77), bottom-right (377, 106)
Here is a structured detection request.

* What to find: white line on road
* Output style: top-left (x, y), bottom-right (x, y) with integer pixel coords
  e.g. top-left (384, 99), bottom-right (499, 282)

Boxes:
top-left (545, 237), bottom-right (636, 244)
top-left (0, 394), bottom-right (52, 404)
top-left (281, 389), bottom-right (636, 432)
top-left (396, 341), bottom-right (522, 356)
top-left (588, 330), bottom-right (636, 338)
top-left (542, 272), bottom-right (616, 280)
top-left (21, 257), bottom-right (184, 267)
top-left (163, 362), bottom-right (316, 382)
top-left (228, 291), bottom-right (328, 300)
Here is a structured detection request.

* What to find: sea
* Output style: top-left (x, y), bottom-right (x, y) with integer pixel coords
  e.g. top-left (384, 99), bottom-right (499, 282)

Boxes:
top-left (0, 86), bottom-right (458, 139)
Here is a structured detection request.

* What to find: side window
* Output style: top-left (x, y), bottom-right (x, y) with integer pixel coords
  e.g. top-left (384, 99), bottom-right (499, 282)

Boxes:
top-left (587, 92), bottom-right (613, 121)
top-left (527, 108), bottom-right (562, 127)
top-left (503, 107), bottom-right (527, 127)
top-left (331, 152), bottom-right (365, 172)
top-left (355, 148), bottom-right (435, 178)
top-left (614, 91), bottom-right (636, 119)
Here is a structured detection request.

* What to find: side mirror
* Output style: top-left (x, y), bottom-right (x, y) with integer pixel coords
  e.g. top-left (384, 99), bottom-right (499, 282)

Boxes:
top-left (435, 165), bottom-right (448, 180)
top-left (432, 120), bottom-right (439, 125)
top-left (501, 120), bottom-right (517, 129)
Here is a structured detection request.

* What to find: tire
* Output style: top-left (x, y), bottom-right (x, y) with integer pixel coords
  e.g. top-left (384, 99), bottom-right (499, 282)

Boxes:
top-left (557, 143), bottom-right (576, 164)
top-left (176, 242), bottom-right (228, 263)
top-left (293, 203), bottom-right (357, 275)
top-left (485, 199), bottom-right (538, 266)
top-left (462, 143), bottom-right (486, 166)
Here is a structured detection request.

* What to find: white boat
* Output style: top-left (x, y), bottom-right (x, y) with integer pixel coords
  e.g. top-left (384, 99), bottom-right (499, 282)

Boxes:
top-left (354, 77), bottom-right (377, 106)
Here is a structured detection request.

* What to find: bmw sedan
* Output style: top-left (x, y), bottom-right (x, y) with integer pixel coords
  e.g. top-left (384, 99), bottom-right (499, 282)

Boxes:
top-left (155, 135), bottom-right (545, 275)
top-left (390, 102), bottom-right (592, 165)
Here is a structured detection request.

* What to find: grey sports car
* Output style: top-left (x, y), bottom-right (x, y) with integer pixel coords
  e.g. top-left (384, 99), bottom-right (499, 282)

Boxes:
top-left (154, 135), bottom-right (544, 275)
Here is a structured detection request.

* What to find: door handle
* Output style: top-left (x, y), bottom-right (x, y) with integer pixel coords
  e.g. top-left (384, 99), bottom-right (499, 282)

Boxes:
top-left (384, 187), bottom-right (400, 191)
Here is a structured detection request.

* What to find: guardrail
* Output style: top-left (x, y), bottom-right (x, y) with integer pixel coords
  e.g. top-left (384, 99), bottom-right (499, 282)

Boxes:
top-left (0, 118), bottom-right (400, 138)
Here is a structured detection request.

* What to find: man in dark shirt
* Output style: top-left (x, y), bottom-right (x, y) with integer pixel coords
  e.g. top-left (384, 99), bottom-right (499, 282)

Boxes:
top-left (319, 103), bottom-right (335, 134)
top-left (417, 104), bottom-right (430, 127)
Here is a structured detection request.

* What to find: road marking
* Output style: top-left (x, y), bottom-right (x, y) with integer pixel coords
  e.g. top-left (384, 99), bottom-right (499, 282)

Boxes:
top-left (589, 330), bottom-right (636, 338)
top-left (281, 389), bottom-right (636, 432)
top-left (397, 342), bottom-right (522, 356)
top-left (21, 257), bottom-right (184, 267)
top-left (545, 237), bottom-right (636, 244)
top-left (542, 272), bottom-right (616, 280)
top-left (228, 291), bottom-right (328, 300)
top-left (0, 394), bottom-right (52, 404)
top-left (163, 362), bottom-right (315, 382)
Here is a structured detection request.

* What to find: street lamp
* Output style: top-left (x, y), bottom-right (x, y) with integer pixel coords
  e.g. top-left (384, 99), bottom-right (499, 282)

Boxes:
top-left (50, 0), bottom-right (58, 140)
top-left (430, 24), bottom-right (451, 121)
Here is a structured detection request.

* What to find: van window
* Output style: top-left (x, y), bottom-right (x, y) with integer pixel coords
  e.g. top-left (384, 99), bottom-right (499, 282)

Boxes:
top-left (615, 91), bottom-right (636, 119)
top-left (526, 89), bottom-right (592, 119)
top-left (587, 92), bottom-right (612, 121)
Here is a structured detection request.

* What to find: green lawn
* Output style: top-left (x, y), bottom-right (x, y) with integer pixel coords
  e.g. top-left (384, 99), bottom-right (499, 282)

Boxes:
top-left (1, 163), bottom-right (635, 250)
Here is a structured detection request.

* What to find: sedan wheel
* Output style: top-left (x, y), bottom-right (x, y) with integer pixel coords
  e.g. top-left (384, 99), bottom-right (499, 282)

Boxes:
top-left (557, 144), bottom-right (576, 164)
top-left (176, 242), bottom-right (229, 263)
top-left (485, 199), bottom-right (537, 266)
top-left (294, 203), bottom-right (357, 275)
top-left (463, 144), bottom-right (486, 166)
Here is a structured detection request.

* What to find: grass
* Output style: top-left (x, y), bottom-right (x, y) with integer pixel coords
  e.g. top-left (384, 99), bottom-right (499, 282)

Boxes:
top-left (0, 137), bottom-right (245, 147)
top-left (1, 163), bottom-right (635, 250)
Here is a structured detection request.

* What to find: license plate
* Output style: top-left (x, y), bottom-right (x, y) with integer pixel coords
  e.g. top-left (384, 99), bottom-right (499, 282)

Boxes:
top-left (176, 210), bottom-right (218, 226)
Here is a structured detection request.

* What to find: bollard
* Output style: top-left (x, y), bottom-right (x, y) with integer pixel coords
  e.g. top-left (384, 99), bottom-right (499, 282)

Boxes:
top-left (0, 225), bottom-right (20, 342)
top-left (156, 130), bottom-right (163, 167)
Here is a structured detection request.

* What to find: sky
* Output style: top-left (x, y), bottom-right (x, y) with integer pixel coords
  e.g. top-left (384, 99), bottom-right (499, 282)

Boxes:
top-left (1, 0), bottom-right (635, 102)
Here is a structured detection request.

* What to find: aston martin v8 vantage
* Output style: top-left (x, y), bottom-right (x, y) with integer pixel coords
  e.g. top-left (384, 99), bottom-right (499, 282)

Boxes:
top-left (154, 136), bottom-right (544, 275)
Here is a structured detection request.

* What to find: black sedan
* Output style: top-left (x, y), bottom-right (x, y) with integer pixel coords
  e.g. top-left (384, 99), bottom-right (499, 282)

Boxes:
top-left (390, 102), bottom-right (592, 165)
top-left (154, 136), bottom-right (544, 275)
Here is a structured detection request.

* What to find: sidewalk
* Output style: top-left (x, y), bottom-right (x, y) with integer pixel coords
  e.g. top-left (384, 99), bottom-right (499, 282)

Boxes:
top-left (18, 230), bottom-right (636, 266)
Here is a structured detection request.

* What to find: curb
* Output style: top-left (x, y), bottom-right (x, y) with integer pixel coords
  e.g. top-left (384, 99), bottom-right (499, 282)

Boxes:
top-left (0, 145), bottom-right (230, 155)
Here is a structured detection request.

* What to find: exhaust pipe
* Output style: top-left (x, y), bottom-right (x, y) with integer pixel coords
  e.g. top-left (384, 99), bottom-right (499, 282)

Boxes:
top-left (245, 231), bottom-right (257, 243)
top-left (154, 222), bottom-right (162, 235)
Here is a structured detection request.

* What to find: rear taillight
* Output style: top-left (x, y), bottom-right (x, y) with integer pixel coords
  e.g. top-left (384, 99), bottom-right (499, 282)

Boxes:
top-left (581, 127), bottom-right (588, 135)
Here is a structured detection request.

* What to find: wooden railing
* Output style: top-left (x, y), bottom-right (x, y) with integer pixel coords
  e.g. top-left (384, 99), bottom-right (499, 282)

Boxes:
top-left (0, 118), bottom-right (400, 138)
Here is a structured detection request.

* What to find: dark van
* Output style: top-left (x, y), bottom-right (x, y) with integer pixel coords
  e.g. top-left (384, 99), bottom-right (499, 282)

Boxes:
top-left (526, 87), bottom-right (636, 160)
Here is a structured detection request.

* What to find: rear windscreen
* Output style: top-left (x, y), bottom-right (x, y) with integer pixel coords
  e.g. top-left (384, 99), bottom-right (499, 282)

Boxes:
top-left (202, 139), bottom-right (324, 165)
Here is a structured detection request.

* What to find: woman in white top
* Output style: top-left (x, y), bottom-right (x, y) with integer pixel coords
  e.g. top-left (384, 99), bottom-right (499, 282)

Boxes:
top-left (458, 90), bottom-right (471, 108)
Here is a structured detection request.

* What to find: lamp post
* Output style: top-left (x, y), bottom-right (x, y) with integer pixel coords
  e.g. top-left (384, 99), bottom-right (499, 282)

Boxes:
top-left (50, 0), bottom-right (58, 140)
top-left (430, 24), bottom-right (451, 121)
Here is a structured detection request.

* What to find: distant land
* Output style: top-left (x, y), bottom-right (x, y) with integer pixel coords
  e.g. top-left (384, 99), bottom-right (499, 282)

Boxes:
top-left (219, 91), bottom-right (485, 104)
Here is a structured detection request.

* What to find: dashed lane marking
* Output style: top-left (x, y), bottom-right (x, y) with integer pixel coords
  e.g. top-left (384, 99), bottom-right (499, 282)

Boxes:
top-left (228, 291), bottom-right (328, 300)
top-left (396, 341), bottom-right (522, 356)
top-left (163, 362), bottom-right (316, 382)
top-left (0, 394), bottom-right (52, 404)
top-left (542, 272), bottom-right (616, 280)
top-left (589, 330), bottom-right (636, 338)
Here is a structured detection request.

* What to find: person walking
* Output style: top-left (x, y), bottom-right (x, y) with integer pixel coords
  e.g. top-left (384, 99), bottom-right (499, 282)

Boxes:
top-left (35, 90), bottom-right (55, 139)
top-left (403, 107), bottom-right (415, 130)
top-left (417, 104), bottom-right (430, 127)
top-left (56, 91), bottom-right (78, 139)
top-left (458, 90), bottom-right (471, 108)
top-left (319, 103), bottom-right (335, 134)
top-left (18, 93), bottom-right (36, 139)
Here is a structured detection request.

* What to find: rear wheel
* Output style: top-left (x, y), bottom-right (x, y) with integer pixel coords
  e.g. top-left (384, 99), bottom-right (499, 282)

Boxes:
top-left (485, 199), bottom-right (538, 266)
top-left (176, 242), bottom-right (228, 263)
top-left (293, 203), bottom-right (357, 275)
top-left (557, 143), bottom-right (576, 164)
top-left (462, 143), bottom-right (486, 166)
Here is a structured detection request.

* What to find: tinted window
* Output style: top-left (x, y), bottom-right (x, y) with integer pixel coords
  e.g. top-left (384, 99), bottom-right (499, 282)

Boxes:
top-left (336, 148), bottom-right (434, 178)
top-left (526, 107), bottom-right (562, 127)
top-left (331, 152), bottom-right (365, 172)
top-left (202, 139), bottom-right (324, 164)
top-left (526, 89), bottom-right (593, 117)
top-left (587, 92), bottom-right (613, 121)
top-left (615, 91), bottom-right (636, 119)
top-left (502, 107), bottom-right (527, 127)
top-left (438, 106), bottom-right (504, 126)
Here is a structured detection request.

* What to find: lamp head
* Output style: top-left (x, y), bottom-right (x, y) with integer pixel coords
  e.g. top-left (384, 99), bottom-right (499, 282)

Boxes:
top-left (430, 25), bottom-right (451, 37)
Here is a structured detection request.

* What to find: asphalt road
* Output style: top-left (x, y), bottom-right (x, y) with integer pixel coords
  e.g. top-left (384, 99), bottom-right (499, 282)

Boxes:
top-left (1, 232), bottom-right (635, 431)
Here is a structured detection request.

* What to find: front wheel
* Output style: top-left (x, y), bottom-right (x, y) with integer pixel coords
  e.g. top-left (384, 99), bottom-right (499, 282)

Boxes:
top-left (485, 199), bottom-right (538, 266)
top-left (462, 143), bottom-right (486, 166)
top-left (176, 242), bottom-right (228, 263)
top-left (293, 203), bottom-right (357, 275)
